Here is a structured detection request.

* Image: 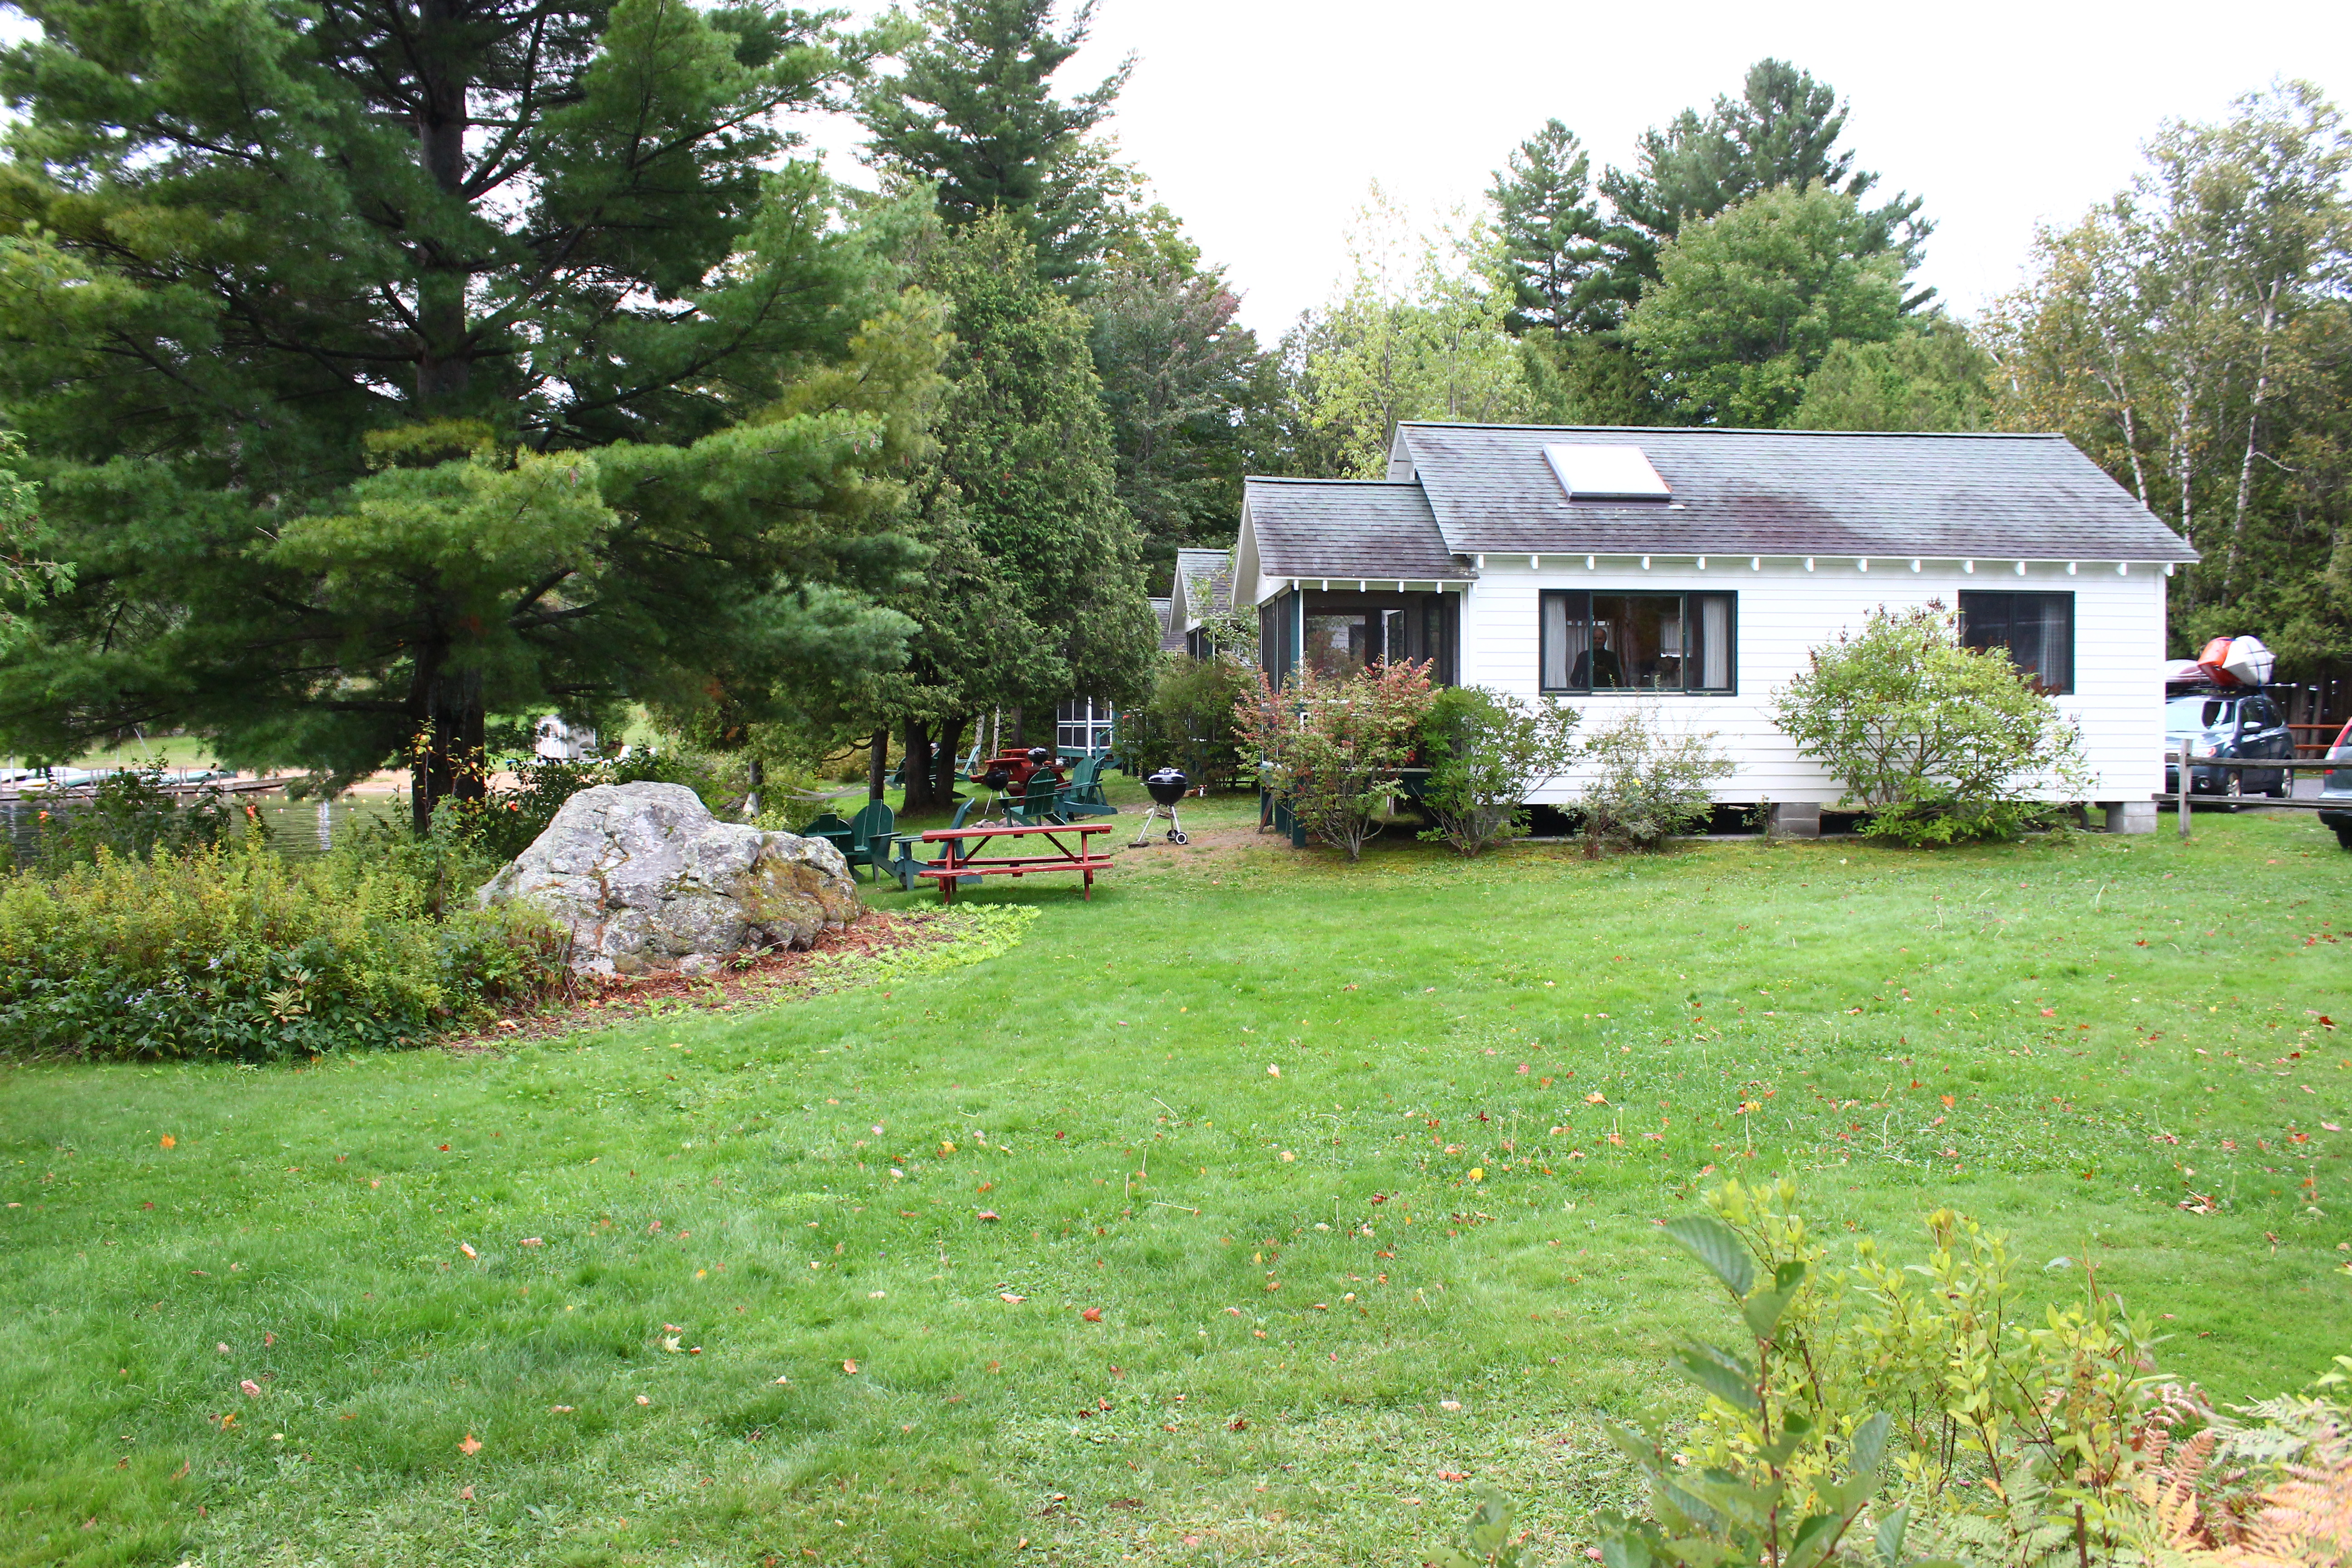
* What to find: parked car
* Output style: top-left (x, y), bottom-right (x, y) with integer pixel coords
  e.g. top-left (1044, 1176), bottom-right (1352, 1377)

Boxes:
top-left (2319, 717), bottom-right (2352, 851)
top-left (2163, 691), bottom-right (2297, 801)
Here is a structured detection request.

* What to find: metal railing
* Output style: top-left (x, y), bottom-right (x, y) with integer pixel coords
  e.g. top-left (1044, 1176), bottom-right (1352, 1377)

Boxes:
top-left (2163, 750), bottom-right (2346, 838)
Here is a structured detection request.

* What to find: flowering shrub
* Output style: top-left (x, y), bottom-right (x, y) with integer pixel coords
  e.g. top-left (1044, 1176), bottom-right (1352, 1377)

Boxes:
top-left (1235, 660), bottom-right (1436, 860)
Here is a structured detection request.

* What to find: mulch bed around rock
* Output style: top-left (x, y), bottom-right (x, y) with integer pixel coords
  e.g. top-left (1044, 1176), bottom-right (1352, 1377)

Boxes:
top-left (449, 910), bottom-right (962, 1050)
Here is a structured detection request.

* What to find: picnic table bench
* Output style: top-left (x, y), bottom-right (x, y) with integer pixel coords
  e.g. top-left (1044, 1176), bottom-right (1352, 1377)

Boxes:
top-left (906, 821), bottom-right (1112, 903)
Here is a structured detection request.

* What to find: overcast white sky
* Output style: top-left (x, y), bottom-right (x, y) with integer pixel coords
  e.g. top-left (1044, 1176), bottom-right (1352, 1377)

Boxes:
top-left (4, 1), bottom-right (2344, 339)
top-left (805, 0), bottom-right (2352, 338)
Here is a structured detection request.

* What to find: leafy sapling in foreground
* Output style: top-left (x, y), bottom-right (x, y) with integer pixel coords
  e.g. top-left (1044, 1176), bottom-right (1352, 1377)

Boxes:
top-left (1594, 1205), bottom-right (1937, 1568)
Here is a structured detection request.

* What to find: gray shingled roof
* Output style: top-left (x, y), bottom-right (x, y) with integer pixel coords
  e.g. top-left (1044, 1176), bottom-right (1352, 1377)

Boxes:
top-left (1245, 478), bottom-right (1473, 580)
top-left (1151, 596), bottom-right (1182, 652)
top-left (1173, 547), bottom-right (1235, 614)
top-left (1395, 424), bottom-right (2199, 564)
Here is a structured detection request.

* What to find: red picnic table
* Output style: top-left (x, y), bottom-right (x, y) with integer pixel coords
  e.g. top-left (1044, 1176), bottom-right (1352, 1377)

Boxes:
top-left (915, 821), bottom-right (1113, 903)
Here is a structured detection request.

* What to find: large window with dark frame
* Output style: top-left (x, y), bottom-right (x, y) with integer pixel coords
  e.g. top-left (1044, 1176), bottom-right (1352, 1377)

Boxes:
top-left (1957, 591), bottom-right (2074, 695)
top-left (1539, 590), bottom-right (1735, 694)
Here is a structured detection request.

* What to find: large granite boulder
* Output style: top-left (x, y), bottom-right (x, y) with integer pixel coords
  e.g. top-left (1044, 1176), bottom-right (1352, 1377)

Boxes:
top-left (478, 782), bottom-right (860, 974)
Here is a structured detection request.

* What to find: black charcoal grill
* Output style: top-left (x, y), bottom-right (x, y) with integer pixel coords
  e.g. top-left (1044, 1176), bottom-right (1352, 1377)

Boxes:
top-left (1130, 767), bottom-right (1190, 845)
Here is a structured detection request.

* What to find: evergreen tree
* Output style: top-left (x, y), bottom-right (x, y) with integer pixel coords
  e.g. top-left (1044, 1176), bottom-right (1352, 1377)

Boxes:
top-left (1625, 184), bottom-right (1908, 428)
top-left (1489, 118), bottom-right (1617, 336)
top-left (0, 0), bottom-right (929, 824)
top-left (854, 0), bottom-right (1133, 290)
top-left (1598, 59), bottom-right (1930, 310)
top-left (1791, 322), bottom-right (1994, 431)
top-left (1086, 257), bottom-right (1264, 585)
top-left (882, 212), bottom-right (1155, 793)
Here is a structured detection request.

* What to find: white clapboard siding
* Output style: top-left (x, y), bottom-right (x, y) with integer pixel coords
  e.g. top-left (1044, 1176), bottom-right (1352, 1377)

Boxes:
top-left (1454, 558), bottom-right (2169, 806)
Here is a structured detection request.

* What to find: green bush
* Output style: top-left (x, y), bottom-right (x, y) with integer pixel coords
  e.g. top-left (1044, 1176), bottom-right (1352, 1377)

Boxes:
top-left (1772, 603), bottom-right (2090, 847)
top-left (1416, 685), bottom-right (1581, 857)
top-left (1116, 655), bottom-right (1255, 788)
top-left (1579, 703), bottom-right (1733, 855)
top-left (0, 836), bottom-right (567, 1061)
top-left (1445, 1176), bottom-right (2259, 1568)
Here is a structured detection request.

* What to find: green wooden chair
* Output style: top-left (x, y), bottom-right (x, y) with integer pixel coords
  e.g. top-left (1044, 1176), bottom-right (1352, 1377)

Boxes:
top-left (844, 800), bottom-right (895, 882)
top-left (797, 810), bottom-right (855, 863)
top-left (1008, 777), bottom-right (1064, 827)
top-left (1061, 754), bottom-right (1115, 818)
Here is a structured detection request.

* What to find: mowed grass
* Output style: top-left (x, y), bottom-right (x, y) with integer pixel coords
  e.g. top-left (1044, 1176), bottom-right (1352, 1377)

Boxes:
top-left (3, 793), bottom-right (2347, 1568)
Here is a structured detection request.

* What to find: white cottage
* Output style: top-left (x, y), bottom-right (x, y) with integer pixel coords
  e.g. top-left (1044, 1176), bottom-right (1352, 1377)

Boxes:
top-left (1230, 423), bottom-right (2200, 834)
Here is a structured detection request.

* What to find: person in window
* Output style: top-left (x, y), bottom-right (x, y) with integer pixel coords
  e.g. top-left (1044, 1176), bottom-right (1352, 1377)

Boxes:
top-left (1571, 623), bottom-right (1623, 689)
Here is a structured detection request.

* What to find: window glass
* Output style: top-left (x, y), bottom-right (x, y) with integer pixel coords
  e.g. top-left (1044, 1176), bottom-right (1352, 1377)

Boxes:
top-left (1302, 614), bottom-right (1370, 678)
top-left (1540, 591), bottom-right (1734, 694)
top-left (2167, 696), bottom-right (2233, 731)
top-left (1701, 596), bottom-right (1730, 690)
top-left (1959, 592), bottom-right (2073, 694)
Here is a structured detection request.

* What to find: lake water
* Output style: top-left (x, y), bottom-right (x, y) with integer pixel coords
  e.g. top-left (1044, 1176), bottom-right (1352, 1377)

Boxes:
top-left (0, 792), bottom-right (406, 862)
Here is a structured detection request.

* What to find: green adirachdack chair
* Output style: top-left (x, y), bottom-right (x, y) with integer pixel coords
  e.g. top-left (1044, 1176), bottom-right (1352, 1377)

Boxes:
top-left (843, 800), bottom-right (896, 883)
top-left (1007, 775), bottom-right (1065, 827)
top-left (797, 810), bottom-right (854, 862)
top-left (1060, 754), bottom-right (1116, 818)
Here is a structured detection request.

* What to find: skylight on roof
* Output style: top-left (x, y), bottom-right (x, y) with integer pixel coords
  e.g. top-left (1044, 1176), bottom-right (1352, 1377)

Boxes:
top-left (1544, 443), bottom-right (1671, 500)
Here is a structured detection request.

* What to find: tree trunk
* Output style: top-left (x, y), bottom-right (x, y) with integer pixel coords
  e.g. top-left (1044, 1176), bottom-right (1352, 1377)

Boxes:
top-left (900, 719), bottom-right (936, 814)
top-left (414, 0), bottom-right (472, 405)
top-left (743, 754), bottom-right (764, 821)
top-left (867, 730), bottom-right (887, 803)
top-left (1007, 705), bottom-right (1024, 749)
top-left (2226, 285), bottom-right (2281, 601)
top-left (933, 715), bottom-right (968, 806)
top-left (409, 651), bottom-right (486, 834)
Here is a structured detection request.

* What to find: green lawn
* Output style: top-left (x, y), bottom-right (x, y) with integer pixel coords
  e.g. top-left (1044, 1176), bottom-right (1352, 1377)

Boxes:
top-left (4, 793), bottom-right (2347, 1568)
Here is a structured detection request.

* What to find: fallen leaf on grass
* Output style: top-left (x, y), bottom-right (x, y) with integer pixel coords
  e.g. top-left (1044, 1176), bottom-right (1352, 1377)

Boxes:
top-left (519, 1237), bottom-right (544, 1247)
top-left (843, 1360), bottom-right (858, 1375)
top-left (460, 1243), bottom-right (478, 1259)
top-left (459, 1485), bottom-right (475, 1500)
top-left (635, 1395), bottom-right (651, 1406)
top-left (159, 1136), bottom-right (175, 1150)
top-left (1438, 1470), bottom-right (1468, 1482)
top-left (458, 1433), bottom-right (482, 1456)
top-left (1228, 1416), bottom-right (1248, 1431)
top-left (1000, 1293), bottom-right (1026, 1304)
top-left (1082, 1307), bottom-right (1102, 1322)
top-left (977, 1210), bottom-right (1000, 1222)
top-left (1584, 1092), bottom-right (1606, 1105)
top-left (239, 1380), bottom-right (260, 1397)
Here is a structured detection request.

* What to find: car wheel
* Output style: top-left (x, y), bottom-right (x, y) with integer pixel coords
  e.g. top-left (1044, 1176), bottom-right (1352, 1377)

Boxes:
top-left (2337, 823), bottom-right (2352, 852)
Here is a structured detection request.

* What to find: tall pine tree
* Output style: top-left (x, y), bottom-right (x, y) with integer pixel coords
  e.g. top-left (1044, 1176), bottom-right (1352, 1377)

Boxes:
top-left (0, 0), bottom-right (930, 823)
top-left (854, 0), bottom-right (1132, 291)
top-left (1599, 59), bottom-right (1931, 311)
